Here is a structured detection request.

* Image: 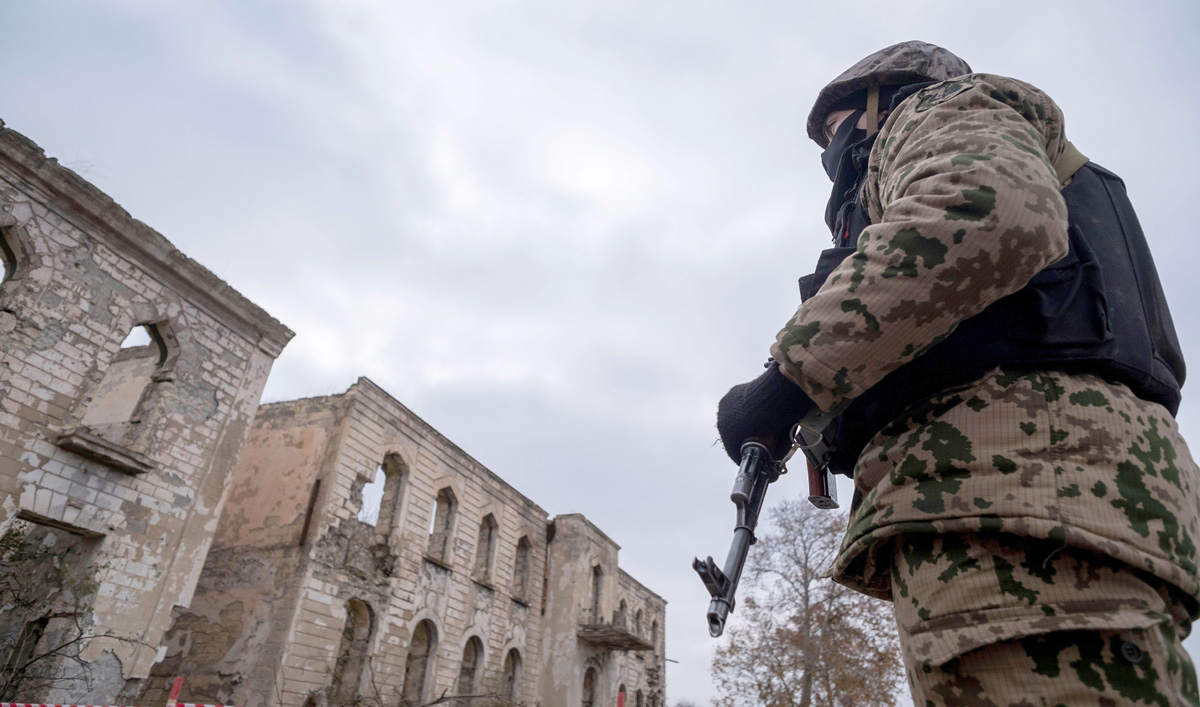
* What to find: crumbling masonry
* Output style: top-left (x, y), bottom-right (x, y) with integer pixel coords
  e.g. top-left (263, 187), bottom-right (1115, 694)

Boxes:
top-left (0, 119), bottom-right (293, 703)
top-left (0, 120), bottom-right (666, 707)
top-left (142, 379), bottom-right (666, 707)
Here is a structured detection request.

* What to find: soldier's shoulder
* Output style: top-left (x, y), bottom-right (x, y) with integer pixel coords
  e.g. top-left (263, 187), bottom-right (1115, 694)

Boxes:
top-left (900, 74), bottom-right (1061, 122)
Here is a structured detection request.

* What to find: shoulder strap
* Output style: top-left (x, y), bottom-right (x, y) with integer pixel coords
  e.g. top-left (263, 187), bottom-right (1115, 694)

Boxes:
top-left (1055, 140), bottom-right (1089, 185)
top-left (865, 85), bottom-right (880, 138)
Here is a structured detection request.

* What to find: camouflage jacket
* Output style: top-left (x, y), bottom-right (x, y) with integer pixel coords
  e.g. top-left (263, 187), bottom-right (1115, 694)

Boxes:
top-left (771, 75), bottom-right (1200, 618)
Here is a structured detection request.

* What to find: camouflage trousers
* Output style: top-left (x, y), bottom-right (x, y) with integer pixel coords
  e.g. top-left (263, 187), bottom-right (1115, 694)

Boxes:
top-left (893, 532), bottom-right (1199, 705)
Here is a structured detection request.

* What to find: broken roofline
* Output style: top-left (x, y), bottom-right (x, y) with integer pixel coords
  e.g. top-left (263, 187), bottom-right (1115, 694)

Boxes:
top-left (0, 119), bottom-right (294, 357)
top-left (257, 376), bottom-right (552, 520)
top-left (554, 513), bottom-right (622, 552)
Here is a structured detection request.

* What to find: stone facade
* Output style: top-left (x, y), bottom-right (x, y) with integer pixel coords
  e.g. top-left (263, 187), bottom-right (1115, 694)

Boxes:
top-left (0, 118), bottom-right (666, 707)
top-left (146, 379), bottom-right (666, 707)
top-left (540, 516), bottom-right (666, 707)
top-left (0, 120), bottom-right (293, 703)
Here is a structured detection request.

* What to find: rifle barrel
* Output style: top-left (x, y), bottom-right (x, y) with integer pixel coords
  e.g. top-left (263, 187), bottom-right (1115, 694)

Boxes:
top-left (696, 442), bottom-right (775, 638)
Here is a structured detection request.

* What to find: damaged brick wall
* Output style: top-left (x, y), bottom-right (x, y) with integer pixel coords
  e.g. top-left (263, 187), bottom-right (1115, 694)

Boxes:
top-left (0, 119), bottom-right (293, 703)
top-left (141, 396), bottom-right (353, 706)
top-left (149, 378), bottom-right (552, 707)
top-left (156, 378), bottom-right (668, 707)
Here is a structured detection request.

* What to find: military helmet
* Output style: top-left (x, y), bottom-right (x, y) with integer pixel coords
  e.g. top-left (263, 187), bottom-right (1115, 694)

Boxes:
top-left (807, 40), bottom-right (972, 147)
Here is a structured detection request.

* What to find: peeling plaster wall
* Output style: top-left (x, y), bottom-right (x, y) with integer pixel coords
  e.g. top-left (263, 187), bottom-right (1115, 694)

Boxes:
top-left (163, 379), bottom-right (668, 707)
top-left (153, 379), bottom-right (553, 707)
top-left (0, 120), bottom-right (293, 703)
top-left (538, 515), bottom-right (618, 707)
top-left (140, 398), bottom-right (344, 707)
top-left (142, 545), bottom-right (307, 707)
top-left (214, 396), bottom-right (348, 549)
top-left (537, 514), bottom-right (670, 707)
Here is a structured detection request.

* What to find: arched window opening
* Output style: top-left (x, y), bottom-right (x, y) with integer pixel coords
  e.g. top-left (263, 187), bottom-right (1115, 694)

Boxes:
top-left (457, 635), bottom-right (483, 698)
top-left (332, 599), bottom-right (374, 702)
top-left (357, 465), bottom-right (386, 526)
top-left (581, 666), bottom-right (597, 707)
top-left (617, 599), bottom-right (627, 628)
top-left (1, 227), bottom-right (23, 288)
top-left (635, 689), bottom-right (644, 707)
top-left (79, 322), bottom-right (169, 445)
top-left (473, 514), bottom-right (497, 583)
top-left (120, 325), bottom-right (153, 349)
top-left (651, 620), bottom-right (659, 653)
top-left (427, 487), bottom-right (457, 563)
top-left (618, 684), bottom-right (627, 707)
top-left (402, 620), bottom-right (438, 704)
top-left (635, 609), bottom-right (643, 636)
top-left (501, 648), bottom-right (521, 702)
top-left (589, 565), bottom-right (602, 623)
top-left (375, 454), bottom-right (408, 535)
top-left (512, 535), bottom-right (531, 602)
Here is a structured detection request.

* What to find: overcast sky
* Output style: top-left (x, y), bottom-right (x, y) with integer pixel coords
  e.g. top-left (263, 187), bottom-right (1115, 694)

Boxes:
top-left (4, 1), bottom-right (1199, 704)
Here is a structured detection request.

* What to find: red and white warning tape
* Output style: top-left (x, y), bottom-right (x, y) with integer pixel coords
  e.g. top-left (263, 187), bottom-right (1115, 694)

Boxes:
top-left (2, 704), bottom-right (121, 707)
top-left (0, 678), bottom-right (241, 707)
top-left (1, 703), bottom-right (236, 707)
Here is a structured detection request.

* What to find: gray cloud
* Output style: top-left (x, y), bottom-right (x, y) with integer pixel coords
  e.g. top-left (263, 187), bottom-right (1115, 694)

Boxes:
top-left (3, 1), bottom-right (1198, 703)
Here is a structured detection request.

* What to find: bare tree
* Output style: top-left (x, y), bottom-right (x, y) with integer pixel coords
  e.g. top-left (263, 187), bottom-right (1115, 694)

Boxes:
top-left (0, 519), bottom-right (138, 701)
top-left (710, 499), bottom-right (903, 707)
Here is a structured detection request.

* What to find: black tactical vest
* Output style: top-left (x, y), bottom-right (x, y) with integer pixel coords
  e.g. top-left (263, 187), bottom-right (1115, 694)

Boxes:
top-left (799, 161), bottom-right (1186, 477)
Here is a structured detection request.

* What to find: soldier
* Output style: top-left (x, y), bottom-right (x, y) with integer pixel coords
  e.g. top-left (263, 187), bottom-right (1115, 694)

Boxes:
top-left (716, 41), bottom-right (1200, 704)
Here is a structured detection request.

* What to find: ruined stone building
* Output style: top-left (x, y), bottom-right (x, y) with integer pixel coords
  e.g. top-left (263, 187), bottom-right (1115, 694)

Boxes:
top-left (0, 119), bottom-right (294, 702)
top-left (541, 515), bottom-right (665, 707)
top-left (0, 119), bottom-right (666, 707)
top-left (145, 378), bottom-right (667, 707)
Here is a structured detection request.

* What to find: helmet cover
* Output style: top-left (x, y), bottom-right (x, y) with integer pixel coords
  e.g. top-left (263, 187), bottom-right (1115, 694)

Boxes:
top-left (808, 40), bottom-right (972, 147)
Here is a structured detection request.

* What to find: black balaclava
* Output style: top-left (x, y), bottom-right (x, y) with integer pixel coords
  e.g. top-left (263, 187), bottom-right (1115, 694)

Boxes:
top-left (819, 85), bottom-right (939, 245)
top-left (821, 110), bottom-right (877, 245)
top-left (820, 110), bottom-right (865, 181)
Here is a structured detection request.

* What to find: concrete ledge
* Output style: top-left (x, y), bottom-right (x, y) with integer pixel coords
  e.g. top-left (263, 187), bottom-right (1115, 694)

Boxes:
top-left (576, 623), bottom-right (653, 652)
top-left (55, 427), bottom-right (156, 475)
top-left (422, 554), bottom-right (454, 573)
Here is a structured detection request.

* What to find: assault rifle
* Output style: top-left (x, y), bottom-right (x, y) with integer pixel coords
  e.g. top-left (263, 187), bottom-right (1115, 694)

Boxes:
top-left (693, 409), bottom-right (840, 637)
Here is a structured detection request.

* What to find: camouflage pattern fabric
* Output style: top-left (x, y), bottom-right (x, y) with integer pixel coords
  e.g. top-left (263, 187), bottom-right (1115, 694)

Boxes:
top-left (911, 624), bottom-right (1197, 706)
top-left (807, 40), bottom-right (972, 148)
top-left (836, 365), bottom-right (1200, 690)
top-left (771, 67), bottom-right (1200, 685)
top-left (894, 533), bottom-right (1198, 705)
top-left (830, 367), bottom-right (1200, 607)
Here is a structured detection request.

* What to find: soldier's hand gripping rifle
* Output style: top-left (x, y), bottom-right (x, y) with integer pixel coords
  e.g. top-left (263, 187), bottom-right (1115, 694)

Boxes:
top-left (694, 407), bottom-right (840, 637)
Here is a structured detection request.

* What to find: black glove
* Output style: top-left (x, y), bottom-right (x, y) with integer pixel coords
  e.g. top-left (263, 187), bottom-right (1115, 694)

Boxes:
top-left (717, 361), bottom-right (815, 463)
